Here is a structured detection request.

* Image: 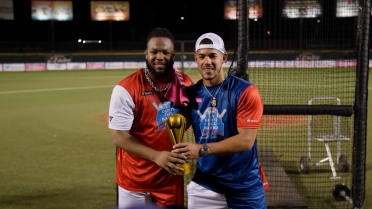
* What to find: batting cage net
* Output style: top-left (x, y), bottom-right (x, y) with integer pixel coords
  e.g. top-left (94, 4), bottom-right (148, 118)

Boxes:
top-left (249, 69), bottom-right (354, 209)
top-left (183, 0), bottom-right (369, 208)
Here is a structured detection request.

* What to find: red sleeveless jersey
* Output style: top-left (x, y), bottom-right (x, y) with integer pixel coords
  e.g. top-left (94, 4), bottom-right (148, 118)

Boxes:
top-left (109, 69), bottom-right (192, 192)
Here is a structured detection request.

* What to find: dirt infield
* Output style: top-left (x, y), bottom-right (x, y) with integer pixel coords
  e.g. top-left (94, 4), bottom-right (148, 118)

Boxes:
top-left (260, 115), bottom-right (307, 128)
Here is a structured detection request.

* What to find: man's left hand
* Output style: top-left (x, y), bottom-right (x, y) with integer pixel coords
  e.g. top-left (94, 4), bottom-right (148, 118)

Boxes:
top-left (172, 143), bottom-right (202, 159)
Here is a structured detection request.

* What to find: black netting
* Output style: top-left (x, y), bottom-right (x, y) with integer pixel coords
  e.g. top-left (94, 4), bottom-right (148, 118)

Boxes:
top-left (257, 114), bottom-right (353, 209)
top-left (239, 1), bottom-right (359, 208)
top-left (181, 1), bottom-right (362, 208)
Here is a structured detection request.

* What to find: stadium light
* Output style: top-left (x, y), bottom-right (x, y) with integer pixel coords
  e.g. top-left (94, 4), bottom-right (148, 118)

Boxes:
top-left (78, 39), bottom-right (102, 44)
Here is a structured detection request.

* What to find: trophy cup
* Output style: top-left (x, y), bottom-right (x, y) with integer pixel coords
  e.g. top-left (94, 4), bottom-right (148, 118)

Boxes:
top-left (165, 113), bottom-right (191, 175)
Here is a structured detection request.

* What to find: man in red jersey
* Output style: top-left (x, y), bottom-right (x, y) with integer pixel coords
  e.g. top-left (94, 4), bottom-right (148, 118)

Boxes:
top-left (108, 28), bottom-right (192, 208)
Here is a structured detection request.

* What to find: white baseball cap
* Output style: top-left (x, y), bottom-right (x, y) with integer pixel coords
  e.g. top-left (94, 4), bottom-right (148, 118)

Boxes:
top-left (195, 33), bottom-right (226, 54)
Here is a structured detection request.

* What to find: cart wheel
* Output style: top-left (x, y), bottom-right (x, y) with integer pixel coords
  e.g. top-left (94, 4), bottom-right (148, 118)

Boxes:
top-left (299, 156), bottom-right (311, 173)
top-left (338, 155), bottom-right (349, 172)
top-left (333, 184), bottom-right (351, 201)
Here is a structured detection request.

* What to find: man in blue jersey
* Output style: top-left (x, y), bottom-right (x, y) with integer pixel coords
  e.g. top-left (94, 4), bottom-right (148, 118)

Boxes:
top-left (172, 33), bottom-right (266, 209)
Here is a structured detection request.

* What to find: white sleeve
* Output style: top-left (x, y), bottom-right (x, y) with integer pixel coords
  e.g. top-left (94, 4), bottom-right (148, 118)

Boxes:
top-left (108, 85), bottom-right (135, 131)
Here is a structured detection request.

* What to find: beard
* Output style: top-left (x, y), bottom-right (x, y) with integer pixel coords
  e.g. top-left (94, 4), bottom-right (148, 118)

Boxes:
top-left (146, 60), bottom-right (174, 78)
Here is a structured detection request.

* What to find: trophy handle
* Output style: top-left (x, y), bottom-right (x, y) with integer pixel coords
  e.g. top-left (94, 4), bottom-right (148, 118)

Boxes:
top-left (176, 115), bottom-right (187, 144)
top-left (165, 120), bottom-right (177, 146)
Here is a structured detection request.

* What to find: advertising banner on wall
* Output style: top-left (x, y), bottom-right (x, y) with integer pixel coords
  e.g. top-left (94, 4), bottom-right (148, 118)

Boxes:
top-left (247, 61), bottom-right (256, 68)
top-left (26, 63), bottom-right (46, 71)
top-left (87, 62), bottom-right (105, 70)
top-left (67, 62), bottom-right (86, 70)
top-left (0, 0), bottom-right (14, 20)
top-left (275, 60), bottom-right (286, 68)
top-left (3, 64), bottom-right (26, 72)
top-left (47, 63), bottom-right (67, 70)
top-left (174, 61), bottom-right (196, 69)
top-left (91, 1), bottom-right (130, 21)
top-left (123, 62), bottom-right (144, 69)
top-left (0, 64), bottom-right (3, 72)
top-left (294, 60), bottom-right (315, 68)
top-left (336, 0), bottom-right (359, 17)
top-left (224, 0), bottom-right (263, 20)
top-left (283, 60), bottom-right (296, 67)
top-left (336, 60), bottom-right (356, 67)
top-left (256, 61), bottom-right (275, 68)
top-left (105, 62), bottom-right (124, 69)
top-left (282, 0), bottom-right (322, 18)
top-left (31, 0), bottom-right (73, 21)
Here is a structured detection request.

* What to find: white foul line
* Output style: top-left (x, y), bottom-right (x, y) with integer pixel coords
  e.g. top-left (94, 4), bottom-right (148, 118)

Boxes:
top-left (0, 85), bottom-right (114, 95)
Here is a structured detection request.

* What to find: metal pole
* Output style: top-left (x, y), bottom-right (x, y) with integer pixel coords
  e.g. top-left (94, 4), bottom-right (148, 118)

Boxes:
top-left (236, 0), bottom-right (249, 81)
top-left (352, 0), bottom-right (370, 208)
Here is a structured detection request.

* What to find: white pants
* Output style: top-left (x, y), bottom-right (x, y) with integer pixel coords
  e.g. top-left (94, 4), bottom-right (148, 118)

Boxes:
top-left (187, 181), bottom-right (229, 209)
top-left (118, 186), bottom-right (152, 209)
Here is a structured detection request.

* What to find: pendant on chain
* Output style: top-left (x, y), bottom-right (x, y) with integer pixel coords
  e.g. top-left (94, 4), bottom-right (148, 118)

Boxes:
top-left (211, 97), bottom-right (217, 107)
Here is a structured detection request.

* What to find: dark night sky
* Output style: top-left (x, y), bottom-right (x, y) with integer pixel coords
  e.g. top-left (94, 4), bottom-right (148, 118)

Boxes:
top-left (6, 0), bottom-right (232, 42)
top-left (0, 0), bottom-right (360, 51)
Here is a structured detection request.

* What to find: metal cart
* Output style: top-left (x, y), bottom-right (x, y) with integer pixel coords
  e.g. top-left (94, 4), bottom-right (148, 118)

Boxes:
top-left (299, 97), bottom-right (350, 179)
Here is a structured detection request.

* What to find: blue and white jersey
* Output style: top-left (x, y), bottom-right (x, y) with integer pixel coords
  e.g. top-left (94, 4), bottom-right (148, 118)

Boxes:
top-left (188, 75), bottom-right (264, 194)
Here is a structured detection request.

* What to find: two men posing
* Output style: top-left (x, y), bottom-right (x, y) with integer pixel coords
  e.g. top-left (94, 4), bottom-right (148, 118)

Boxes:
top-left (108, 28), bottom-right (266, 209)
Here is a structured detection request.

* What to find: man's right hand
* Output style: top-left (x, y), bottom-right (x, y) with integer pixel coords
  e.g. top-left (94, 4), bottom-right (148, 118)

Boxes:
top-left (153, 151), bottom-right (187, 175)
top-left (110, 129), bottom-right (188, 175)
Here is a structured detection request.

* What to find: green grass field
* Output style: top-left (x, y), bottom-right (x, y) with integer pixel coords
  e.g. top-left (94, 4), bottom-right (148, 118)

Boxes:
top-left (0, 69), bottom-right (370, 209)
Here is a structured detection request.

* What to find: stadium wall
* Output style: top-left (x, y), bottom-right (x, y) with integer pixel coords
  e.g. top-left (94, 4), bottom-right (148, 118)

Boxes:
top-left (0, 60), bottom-right (371, 72)
top-left (0, 51), bottom-right (370, 72)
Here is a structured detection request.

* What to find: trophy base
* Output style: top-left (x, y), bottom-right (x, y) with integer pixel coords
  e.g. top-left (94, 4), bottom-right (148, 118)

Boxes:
top-left (174, 163), bottom-right (191, 176)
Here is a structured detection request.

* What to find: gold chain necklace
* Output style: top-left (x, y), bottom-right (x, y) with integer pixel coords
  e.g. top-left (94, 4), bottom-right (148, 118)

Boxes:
top-left (202, 80), bottom-right (224, 107)
top-left (144, 68), bottom-right (170, 93)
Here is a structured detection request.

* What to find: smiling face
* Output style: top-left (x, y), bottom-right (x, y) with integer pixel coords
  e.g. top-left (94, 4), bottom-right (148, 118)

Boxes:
top-left (145, 37), bottom-right (175, 77)
top-left (194, 48), bottom-right (227, 85)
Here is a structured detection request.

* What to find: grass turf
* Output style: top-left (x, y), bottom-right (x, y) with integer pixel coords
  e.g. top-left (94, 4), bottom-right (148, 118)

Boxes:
top-left (0, 69), bottom-right (370, 209)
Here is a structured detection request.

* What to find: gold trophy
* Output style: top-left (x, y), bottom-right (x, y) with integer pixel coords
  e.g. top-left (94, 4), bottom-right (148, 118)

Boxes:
top-left (165, 113), bottom-right (191, 175)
